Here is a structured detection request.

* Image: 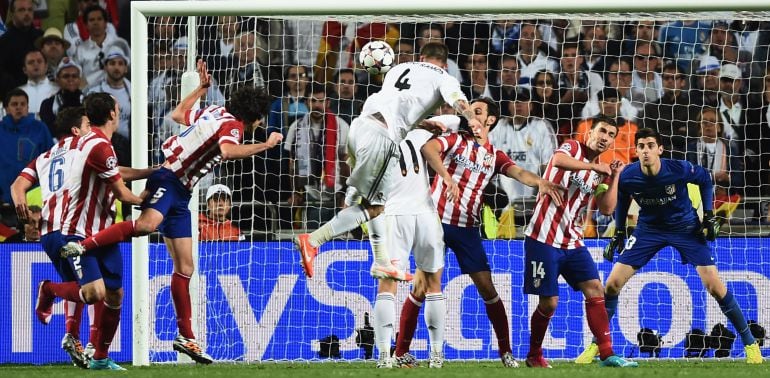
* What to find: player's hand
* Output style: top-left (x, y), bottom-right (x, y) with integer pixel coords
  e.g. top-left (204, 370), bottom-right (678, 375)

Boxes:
top-left (609, 160), bottom-right (626, 177)
top-left (15, 202), bottom-right (29, 224)
top-left (591, 162), bottom-right (612, 176)
top-left (266, 132), bottom-right (283, 148)
top-left (196, 59), bottom-right (211, 89)
top-left (444, 179), bottom-right (460, 203)
top-left (420, 119), bottom-right (447, 135)
top-left (537, 179), bottom-right (566, 207)
top-left (701, 211), bottom-right (720, 241)
top-left (603, 229), bottom-right (626, 262)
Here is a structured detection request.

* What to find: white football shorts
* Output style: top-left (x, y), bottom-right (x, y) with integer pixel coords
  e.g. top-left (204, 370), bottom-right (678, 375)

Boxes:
top-left (346, 116), bottom-right (399, 206)
top-left (385, 212), bottom-right (445, 273)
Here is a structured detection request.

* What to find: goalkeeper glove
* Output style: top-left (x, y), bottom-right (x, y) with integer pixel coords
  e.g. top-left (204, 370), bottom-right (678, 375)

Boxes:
top-left (603, 229), bottom-right (626, 262)
top-left (702, 211), bottom-right (720, 241)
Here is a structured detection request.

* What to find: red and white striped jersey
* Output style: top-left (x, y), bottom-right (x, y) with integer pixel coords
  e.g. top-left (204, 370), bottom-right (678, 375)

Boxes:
top-left (20, 128), bottom-right (121, 237)
top-left (161, 105), bottom-right (243, 190)
top-left (524, 140), bottom-right (608, 249)
top-left (431, 133), bottom-right (514, 227)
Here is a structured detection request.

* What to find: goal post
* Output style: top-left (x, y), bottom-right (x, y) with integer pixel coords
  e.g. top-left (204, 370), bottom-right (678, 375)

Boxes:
top-left (131, 0), bottom-right (770, 366)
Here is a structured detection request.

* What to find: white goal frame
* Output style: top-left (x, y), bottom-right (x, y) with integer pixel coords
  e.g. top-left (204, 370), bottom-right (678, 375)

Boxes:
top-left (130, 0), bottom-right (770, 366)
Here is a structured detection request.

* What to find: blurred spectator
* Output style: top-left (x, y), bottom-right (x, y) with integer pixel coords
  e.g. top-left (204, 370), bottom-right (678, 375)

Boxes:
top-left (329, 68), bottom-right (362, 124)
top-left (701, 21), bottom-right (758, 78)
top-left (40, 0), bottom-right (70, 32)
top-left (416, 24), bottom-right (462, 81)
top-left (580, 21), bottom-right (610, 74)
top-left (70, 4), bottom-right (130, 87)
top-left (745, 66), bottom-right (770, 201)
top-left (691, 55), bottom-right (722, 106)
top-left (558, 40), bottom-right (603, 108)
top-left (686, 106), bottom-right (744, 204)
top-left (34, 27), bottom-right (69, 81)
top-left (199, 184), bottom-right (243, 241)
top-left (63, 0), bottom-right (118, 54)
top-left (149, 15), bottom-right (183, 65)
top-left (0, 0), bottom-right (42, 100)
top-left (393, 39), bottom-right (416, 65)
top-left (490, 54), bottom-right (519, 115)
top-left (530, 70), bottom-right (560, 128)
top-left (657, 20), bottom-right (710, 72)
top-left (630, 41), bottom-right (664, 111)
top-left (284, 84), bottom-right (350, 229)
top-left (488, 20), bottom-right (519, 55)
top-left (461, 51), bottom-right (492, 99)
top-left (717, 63), bottom-right (746, 141)
top-left (488, 89), bottom-right (556, 209)
top-left (623, 20), bottom-right (658, 55)
top-left (267, 65), bottom-right (309, 137)
top-left (19, 49), bottom-right (58, 115)
top-left (211, 30), bottom-right (266, 98)
top-left (85, 47), bottom-right (130, 139)
top-left (582, 58), bottom-right (638, 121)
top-left (574, 90), bottom-right (638, 165)
top-left (642, 62), bottom-right (694, 158)
top-left (39, 58), bottom-right (84, 136)
top-left (515, 22), bottom-right (559, 87)
top-left (5, 205), bottom-right (42, 242)
top-left (0, 88), bottom-right (53, 205)
top-left (540, 19), bottom-right (578, 56)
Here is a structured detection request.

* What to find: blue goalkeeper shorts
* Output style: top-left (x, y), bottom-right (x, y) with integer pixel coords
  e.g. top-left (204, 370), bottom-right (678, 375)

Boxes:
top-left (618, 224), bottom-right (715, 268)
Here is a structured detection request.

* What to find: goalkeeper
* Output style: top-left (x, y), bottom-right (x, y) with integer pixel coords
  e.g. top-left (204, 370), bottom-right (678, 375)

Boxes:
top-left (578, 128), bottom-right (763, 364)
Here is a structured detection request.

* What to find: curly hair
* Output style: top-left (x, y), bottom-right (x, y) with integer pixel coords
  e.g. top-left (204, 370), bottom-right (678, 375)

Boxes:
top-left (226, 86), bottom-right (271, 126)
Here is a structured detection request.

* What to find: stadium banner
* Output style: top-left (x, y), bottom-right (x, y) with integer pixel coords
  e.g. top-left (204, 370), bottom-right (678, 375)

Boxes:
top-left (1, 239), bottom-right (768, 363)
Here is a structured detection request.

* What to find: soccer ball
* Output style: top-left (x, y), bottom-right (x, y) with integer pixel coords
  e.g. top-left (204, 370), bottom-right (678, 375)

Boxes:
top-left (359, 40), bottom-right (395, 75)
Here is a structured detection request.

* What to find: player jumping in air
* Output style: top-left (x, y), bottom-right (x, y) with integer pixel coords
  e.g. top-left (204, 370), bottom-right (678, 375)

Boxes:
top-left (523, 115), bottom-right (637, 368)
top-left (60, 61), bottom-right (282, 363)
top-left (294, 42), bottom-right (482, 281)
top-left (417, 97), bottom-right (565, 368)
top-left (576, 128), bottom-right (763, 364)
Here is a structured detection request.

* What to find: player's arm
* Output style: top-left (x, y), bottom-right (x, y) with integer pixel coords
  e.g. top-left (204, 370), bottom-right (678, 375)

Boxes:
top-left (109, 180), bottom-right (143, 205)
top-left (597, 160), bottom-right (626, 215)
top-left (11, 175), bottom-right (35, 223)
top-left (504, 164), bottom-right (565, 206)
top-left (118, 166), bottom-right (157, 182)
top-left (551, 152), bottom-right (611, 175)
top-left (170, 59), bottom-right (211, 125)
top-left (422, 138), bottom-right (459, 202)
top-left (451, 99), bottom-right (483, 133)
top-left (687, 161), bottom-right (720, 240)
top-left (219, 132), bottom-right (283, 160)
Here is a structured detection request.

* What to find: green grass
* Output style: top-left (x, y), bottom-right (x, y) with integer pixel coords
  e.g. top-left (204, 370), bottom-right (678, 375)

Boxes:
top-left (1, 361), bottom-right (768, 378)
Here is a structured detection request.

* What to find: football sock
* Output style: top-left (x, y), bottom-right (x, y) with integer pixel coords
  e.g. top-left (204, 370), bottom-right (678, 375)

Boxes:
top-left (529, 305), bottom-right (554, 358)
top-left (82, 221), bottom-right (136, 251)
top-left (586, 297), bottom-right (614, 360)
top-left (718, 290), bottom-right (756, 346)
top-left (44, 281), bottom-right (84, 303)
top-left (93, 301), bottom-right (121, 360)
top-left (605, 294), bottom-right (619, 322)
top-left (171, 272), bottom-right (195, 339)
top-left (424, 292), bottom-right (446, 354)
top-left (89, 300), bottom-right (104, 347)
top-left (309, 205), bottom-right (369, 247)
top-left (373, 293), bottom-right (395, 357)
top-left (64, 300), bottom-right (84, 339)
top-left (395, 293), bottom-right (423, 356)
top-left (484, 296), bottom-right (512, 356)
top-left (367, 215), bottom-right (390, 266)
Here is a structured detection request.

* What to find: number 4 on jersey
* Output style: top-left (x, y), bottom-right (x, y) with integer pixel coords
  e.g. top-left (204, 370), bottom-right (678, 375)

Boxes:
top-left (395, 69), bottom-right (411, 91)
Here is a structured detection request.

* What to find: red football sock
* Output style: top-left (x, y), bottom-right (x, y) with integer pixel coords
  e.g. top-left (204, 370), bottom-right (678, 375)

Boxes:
top-left (82, 221), bottom-right (136, 251)
top-left (529, 305), bottom-right (554, 358)
top-left (484, 296), bottom-right (512, 356)
top-left (394, 293), bottom-right (423, 357)
top-left (586, 297), bottom-right (614, 360)
top-left (44, 281), bottom-right (83, 303)
top-left (64, 300), bottom-right (84, 339)
top-left (171, 272), bottom-right (194, 339)
top-left (93, 302), bottom-right (121, 360)
top-left (89, 301), bottom-right (104, 346)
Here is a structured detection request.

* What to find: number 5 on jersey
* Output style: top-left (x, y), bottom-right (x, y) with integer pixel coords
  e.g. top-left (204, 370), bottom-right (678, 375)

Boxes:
top-left (149, 187), bottom-right (166, 204)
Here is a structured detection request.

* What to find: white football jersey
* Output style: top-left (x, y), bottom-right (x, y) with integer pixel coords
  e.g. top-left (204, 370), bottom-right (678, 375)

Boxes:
top-left (361, 61), bottom-right (466, 143)
top-left (384, 129), bottom-right (436, 215)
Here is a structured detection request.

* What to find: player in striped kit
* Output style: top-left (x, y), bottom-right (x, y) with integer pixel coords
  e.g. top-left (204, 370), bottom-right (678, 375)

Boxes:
top-left (60, 60), bottom-right (282, 363)
top-left (522, 115), bottom-right (637, 368)
top-left (12, 94), bottom-right (150, 370)
top-left (419, 97), bottom-right (564, 367)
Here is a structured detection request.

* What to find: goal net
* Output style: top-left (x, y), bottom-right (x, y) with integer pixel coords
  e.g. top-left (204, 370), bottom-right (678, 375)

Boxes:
top-left (131, 1), bottom-right (770, 365)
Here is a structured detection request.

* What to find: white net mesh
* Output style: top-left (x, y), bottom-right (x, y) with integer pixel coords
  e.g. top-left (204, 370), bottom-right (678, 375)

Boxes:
top-left (140, 13), bottom-right (770, 363)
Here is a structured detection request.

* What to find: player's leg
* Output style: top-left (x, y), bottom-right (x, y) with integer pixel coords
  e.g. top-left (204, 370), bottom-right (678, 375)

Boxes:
top-left (87, 247), bottom-right (125, 370)
top-left (61, 300), bottom-right (88, 368)
top-left (523, 237), bottom-right (561, 368)
top-left (373, 279), bottom-right (398, 368)
top-left (368, 213), bottom-right (412, 281)
top-left (412, 215), bottom-right (446, 368)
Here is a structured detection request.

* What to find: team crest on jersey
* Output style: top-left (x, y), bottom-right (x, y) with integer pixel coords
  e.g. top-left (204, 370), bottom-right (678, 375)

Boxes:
top-left (559, 142), bottom-right (572, 152)
top-left (533, 278), bottom-right (541, 288)
top-left (106, 156), bottom-right (117, 169)
top-left (482, 152), bottom-right (494, 168)
top-left (230, 129), bottom-right (240, 139)
top-left (665, 184), bottom-right (676, 195)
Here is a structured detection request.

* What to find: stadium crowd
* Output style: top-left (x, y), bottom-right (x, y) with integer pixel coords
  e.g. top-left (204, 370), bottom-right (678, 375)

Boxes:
top-left (1, 0), bottom-right (770, 239)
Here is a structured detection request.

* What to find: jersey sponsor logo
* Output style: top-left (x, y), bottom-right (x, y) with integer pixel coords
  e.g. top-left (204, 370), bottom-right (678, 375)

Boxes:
top-left (638, 195), bottom-right (677, 206)
top-left (665, 184), bottom-right (676, 195)
top-left (106, 156), bottom-right (117, 169)
top-left (570, 173), bottom-right (599, 195)
top-left (451, 153), bottom-right (493, 175)
top-left (230, 129), bottom-right (240, 139)
top-left (509, 151), bottom-right (528, 162)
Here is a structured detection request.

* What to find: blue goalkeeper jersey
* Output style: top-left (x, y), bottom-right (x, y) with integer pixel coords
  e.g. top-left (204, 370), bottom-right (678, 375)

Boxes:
top-left (616, 159), bottom-right (713, 232)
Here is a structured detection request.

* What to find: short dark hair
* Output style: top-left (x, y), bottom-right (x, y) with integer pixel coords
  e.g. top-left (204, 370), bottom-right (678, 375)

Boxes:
top-left (4, 88), bottom-right (29, 106)
top-left (333, 68), bottom-right (355, 83)
top-left (55, 106), bottom-right (86, 139)
top-left (309, 83), bottom-right (328, 96)
top-left (82, 4), bottom-right (108, 22)
top-left (419, 42), bottom-right (449, 64)
top-left (635, 127), bottom-right (663, 146)
top-left (598, 87), bottom-right (620, 102)
top-left (471, 96), bottom-right (500, 131)
top-left (226, 86), bottom-right (271, 126)
top-left (591, 114), bottom-right (618, 130)
top-left (83, 92), bottom-right (116, 126)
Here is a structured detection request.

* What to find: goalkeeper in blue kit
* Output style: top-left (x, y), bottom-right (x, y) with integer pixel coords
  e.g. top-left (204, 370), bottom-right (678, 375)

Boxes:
top-left (576, 128), bottom-right (763, 364)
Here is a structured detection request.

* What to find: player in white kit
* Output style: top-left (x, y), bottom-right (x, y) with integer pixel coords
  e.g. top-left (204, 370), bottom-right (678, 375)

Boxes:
top-left (295, 42), bottom-right (483, 280)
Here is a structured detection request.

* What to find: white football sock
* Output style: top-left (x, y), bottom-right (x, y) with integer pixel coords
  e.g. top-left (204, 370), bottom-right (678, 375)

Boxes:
top-left (309, 205), bottom-right (369, 247)
top-left (424, 292), bottom-right (446, 354)
top-left (367, 215), bottom-right (391, 266)
top-left (373, 292), bottom-right (396, 357)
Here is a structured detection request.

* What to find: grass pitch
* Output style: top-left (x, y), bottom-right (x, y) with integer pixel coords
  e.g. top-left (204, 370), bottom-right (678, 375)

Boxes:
top-left (0, 360), bottom-right (768, 377)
